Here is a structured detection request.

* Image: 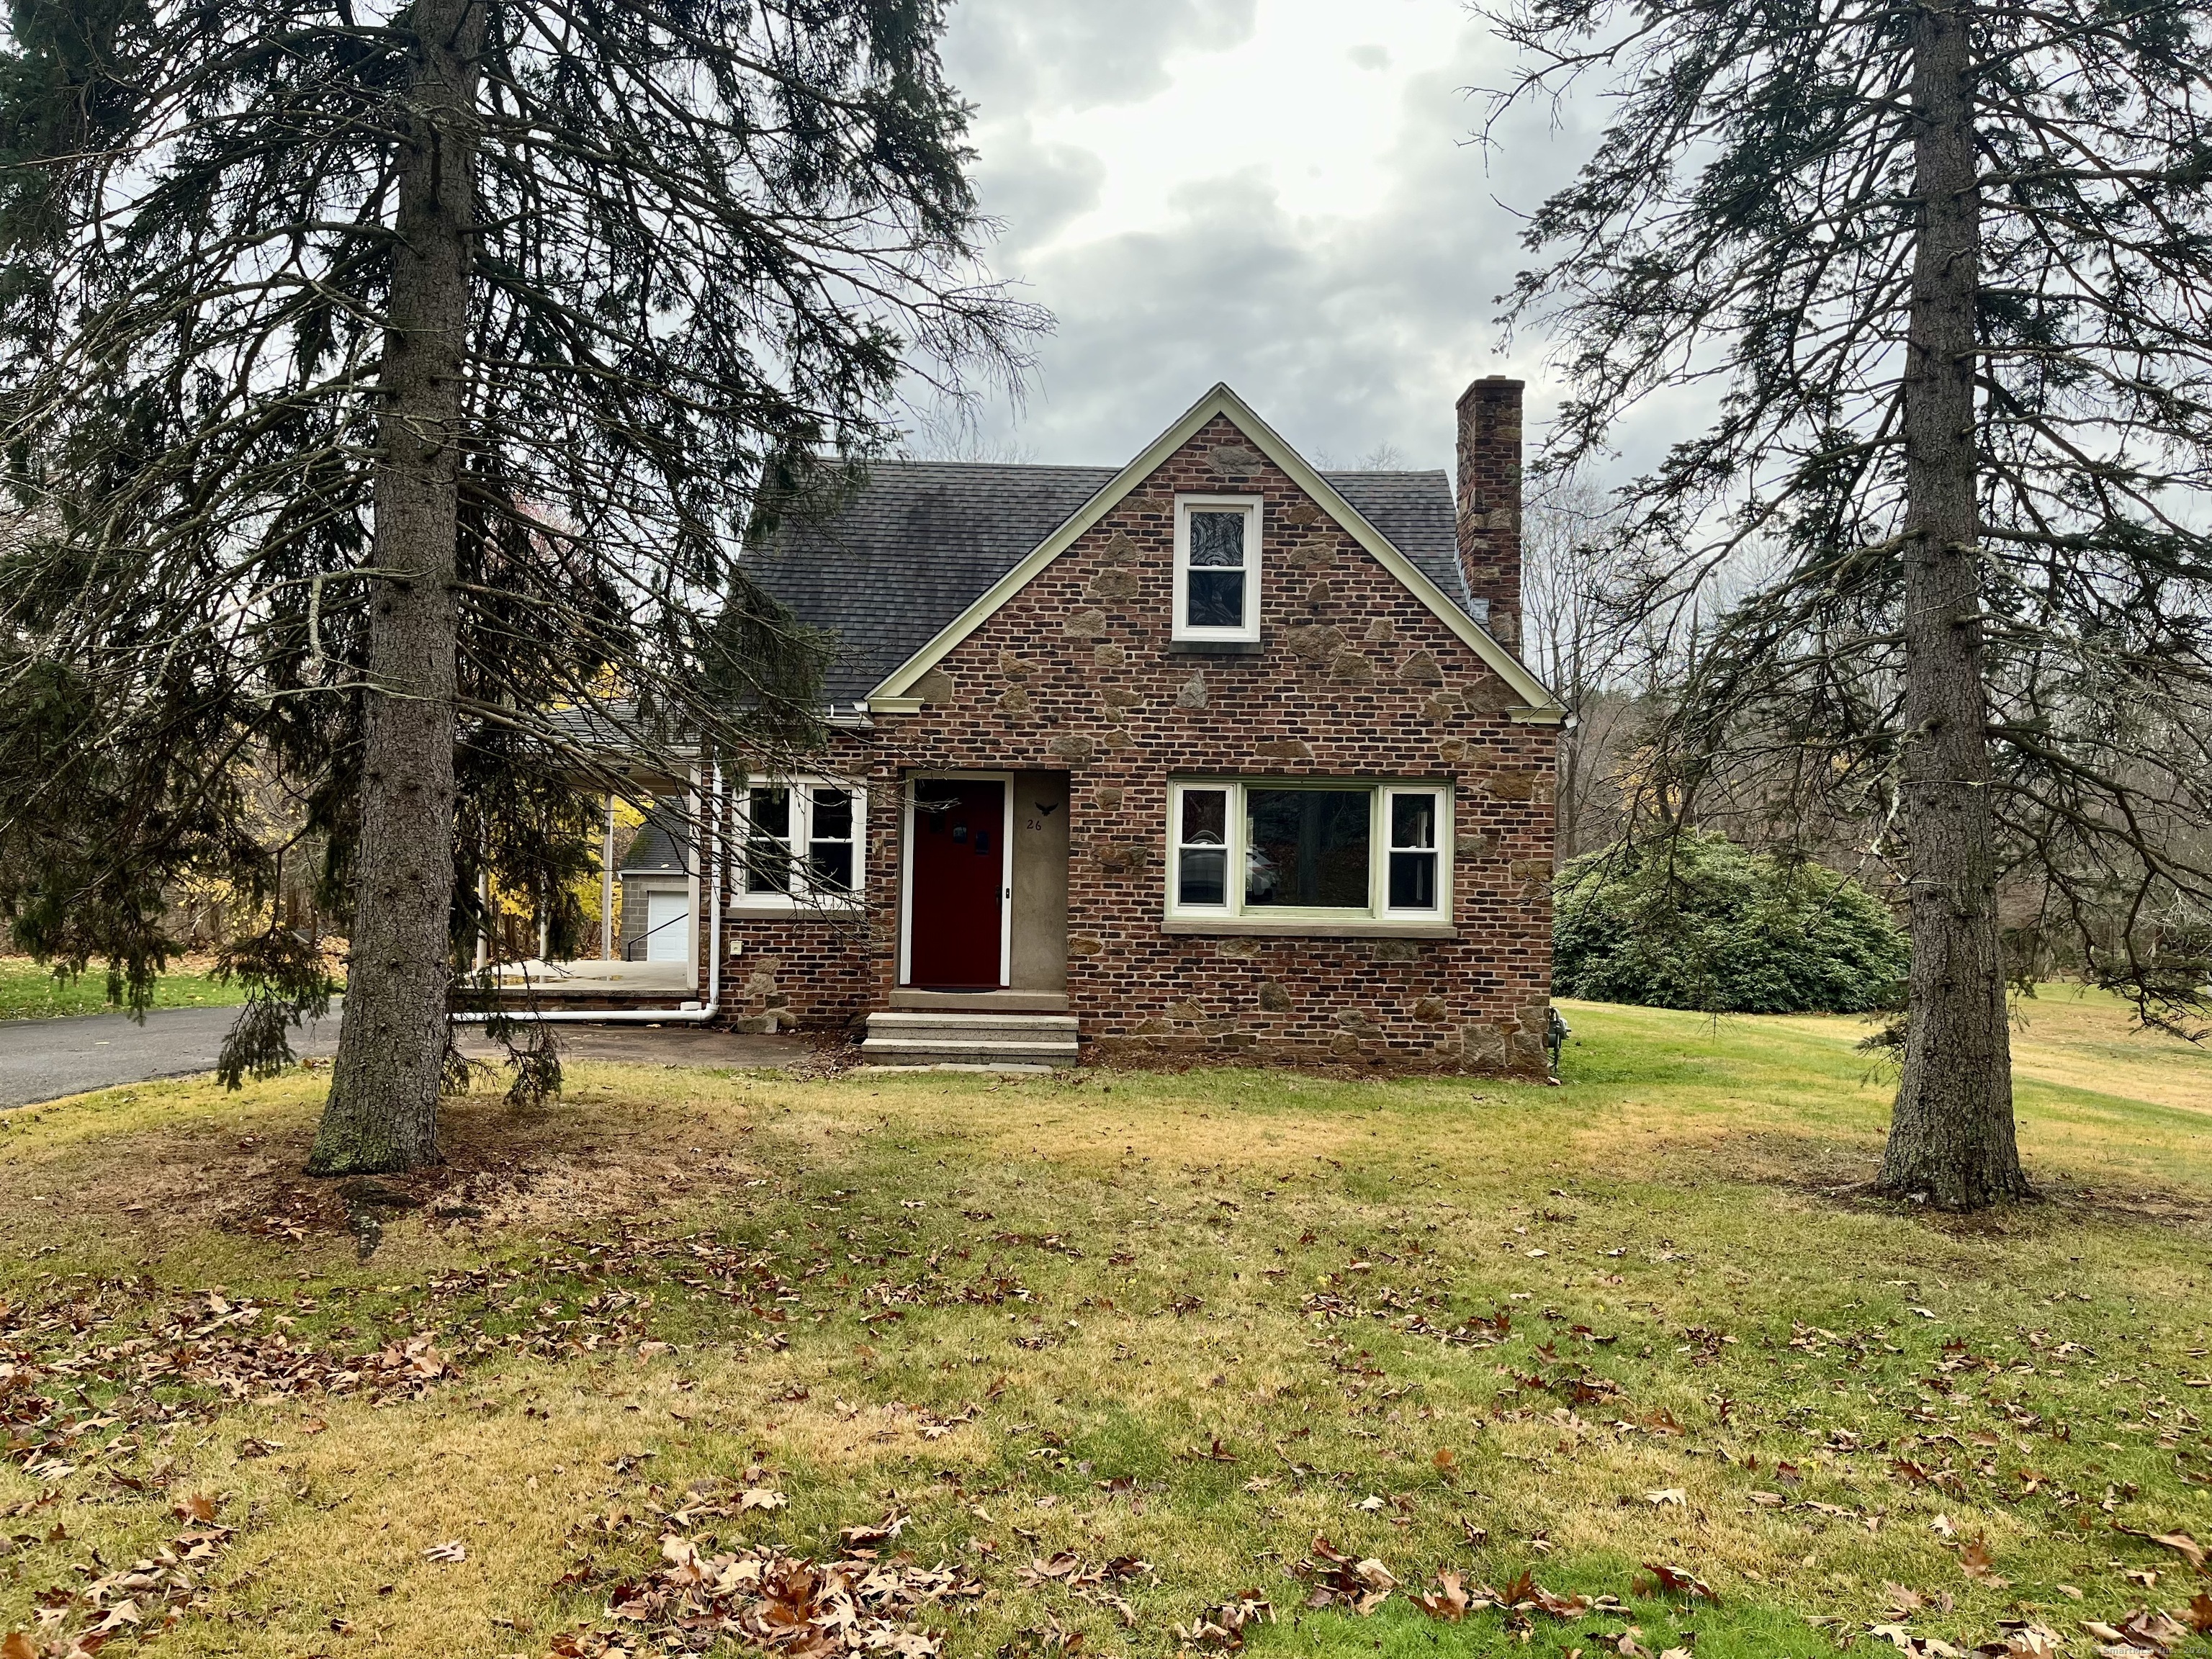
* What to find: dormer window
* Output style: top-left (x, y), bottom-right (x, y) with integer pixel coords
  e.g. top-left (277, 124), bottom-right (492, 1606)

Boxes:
top-left (1173, 496), bottom-right (1261, 642)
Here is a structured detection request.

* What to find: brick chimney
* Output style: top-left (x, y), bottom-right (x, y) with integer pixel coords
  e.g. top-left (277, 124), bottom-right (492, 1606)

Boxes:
top-left (1454, 375), bottom-right (1524, 649)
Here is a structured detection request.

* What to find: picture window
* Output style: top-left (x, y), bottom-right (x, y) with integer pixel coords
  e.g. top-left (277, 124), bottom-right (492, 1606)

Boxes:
top-left (1166, 780), bottom-right (1450, 923)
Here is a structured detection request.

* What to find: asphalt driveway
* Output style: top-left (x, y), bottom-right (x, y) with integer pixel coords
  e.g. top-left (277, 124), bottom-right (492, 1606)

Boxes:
top-left (0, 1004), bottom-right (804, 1110)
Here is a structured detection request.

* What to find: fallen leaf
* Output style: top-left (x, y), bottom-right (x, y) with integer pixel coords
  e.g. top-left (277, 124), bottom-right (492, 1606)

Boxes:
top-left (424, 1540), bottom-right (467, 1563)
top-left (1645, 1488), bottom-right (1686, 1507)
top-left (1413, 1570), bottom-right (1470, 1622)
top-left (2189, 1592), bottom-right (2212, 1635)
top-left (739, 1488), bottom-right (789, 1512)
top-left (2114, 1525), bottom-right (2206, 1570)
top-left (1641, 1563), bottom-right (1717, 1604)
top-left (1959, 1535), bottom-right (2007, 1586)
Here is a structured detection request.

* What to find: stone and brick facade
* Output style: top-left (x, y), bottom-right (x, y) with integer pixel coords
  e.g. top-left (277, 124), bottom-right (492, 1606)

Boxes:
top-left (709, 379), bottom-right (1565, 1076)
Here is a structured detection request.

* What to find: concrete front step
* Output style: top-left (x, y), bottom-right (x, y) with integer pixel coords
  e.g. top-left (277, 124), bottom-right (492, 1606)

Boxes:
top-left (860, 1010), bottom-right (1079, 1070)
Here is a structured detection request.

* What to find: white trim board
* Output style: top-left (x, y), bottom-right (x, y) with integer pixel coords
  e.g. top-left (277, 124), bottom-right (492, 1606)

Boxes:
top-left (863, 382), bottom-right (1567, 723)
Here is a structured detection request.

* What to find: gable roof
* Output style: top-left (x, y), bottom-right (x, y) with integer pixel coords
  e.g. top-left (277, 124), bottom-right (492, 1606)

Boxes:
top-left (749, 384), bottom-right (1565, 721)
top-left (747, 460), bottom-right (1483, 708)
top-left (749, 462), bottom-right (1118, 706)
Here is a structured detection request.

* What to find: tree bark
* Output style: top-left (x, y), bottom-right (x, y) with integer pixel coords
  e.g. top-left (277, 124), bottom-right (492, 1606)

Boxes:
top-left (307, 0), bottom-right (484, 1177)
top-left (1877, 0), bottom-right (2031, 1209)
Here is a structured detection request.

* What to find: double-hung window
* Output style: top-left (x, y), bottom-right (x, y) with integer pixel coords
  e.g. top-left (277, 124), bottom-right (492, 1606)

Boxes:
top-left (738, 781), bottom-right (864, 909)
top-left (1173, 496), bottom-right (1261, 643)
top-left (1168, 780), bottom-right (1450, 926)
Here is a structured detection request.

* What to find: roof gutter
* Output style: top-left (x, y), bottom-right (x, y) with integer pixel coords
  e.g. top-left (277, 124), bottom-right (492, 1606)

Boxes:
top-left (449, 763), bottom-right (725, 1027)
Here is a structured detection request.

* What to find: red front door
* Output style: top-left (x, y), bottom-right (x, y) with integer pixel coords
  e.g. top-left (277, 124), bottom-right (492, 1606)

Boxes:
top-left (908, 779), bottom-right (1006, 989)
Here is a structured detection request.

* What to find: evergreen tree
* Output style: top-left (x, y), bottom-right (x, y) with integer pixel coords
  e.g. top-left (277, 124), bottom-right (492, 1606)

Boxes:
top-left (1479, 0), bottom-right (2212, 1208)
top-left (0, 0), bottom-right (1038, 1172)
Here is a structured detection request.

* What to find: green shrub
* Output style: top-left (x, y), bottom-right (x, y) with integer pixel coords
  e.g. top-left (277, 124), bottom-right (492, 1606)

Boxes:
top-left (1554, 832), bottom-right (1910, 1014)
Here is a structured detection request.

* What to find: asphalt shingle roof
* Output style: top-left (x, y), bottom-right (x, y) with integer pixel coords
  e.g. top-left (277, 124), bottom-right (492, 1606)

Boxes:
top-left (619, 811), bottom-right (692, 876)
top-left (746, 460), bottom-right (1480, 707)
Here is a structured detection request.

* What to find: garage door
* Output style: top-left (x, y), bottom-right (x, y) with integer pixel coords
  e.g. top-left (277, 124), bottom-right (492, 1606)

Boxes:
top-left (644, 890), bottom-right (691, 963)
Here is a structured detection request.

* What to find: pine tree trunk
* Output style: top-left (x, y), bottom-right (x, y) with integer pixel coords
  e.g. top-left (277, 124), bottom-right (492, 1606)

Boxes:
top-left (1877, 0), bottom-right (2031, 1210)
top-left (307, 0), bottom-right (484, 1177)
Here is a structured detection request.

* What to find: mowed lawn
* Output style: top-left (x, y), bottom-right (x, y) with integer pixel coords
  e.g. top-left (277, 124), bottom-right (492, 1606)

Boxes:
top-left (1, 992), bottom-right (2210, 1658)
top-left (0, 956), bottom-right (247, 1021)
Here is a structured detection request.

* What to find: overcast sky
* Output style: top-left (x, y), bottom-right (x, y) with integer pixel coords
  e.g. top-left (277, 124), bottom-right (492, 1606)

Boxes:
top-left (916, 0), bottom-right (1627, 478)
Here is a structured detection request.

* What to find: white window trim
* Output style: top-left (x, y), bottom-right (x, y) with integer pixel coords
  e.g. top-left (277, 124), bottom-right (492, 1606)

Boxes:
top-left (1172, 495), bottom-right (1262, 643)
top-left (732, 779), bottom-right (867, 913)
top-left (1164, 778), bottom-right (1452, 927)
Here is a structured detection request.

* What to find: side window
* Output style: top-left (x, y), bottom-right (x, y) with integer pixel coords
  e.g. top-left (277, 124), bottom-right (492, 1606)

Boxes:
top-left (1385, 788), bottom-right (1443, 913)
top-left (745, 786), bottom-right (792, 894)
top-left (1174, 498), bottom-right (1260, 642)
top-left (808, 788), bottom-right (855, 892)
top-left (1175, 786), bottom-right (1231, 909)
top-left (737, 782), bottom-right (865, 906)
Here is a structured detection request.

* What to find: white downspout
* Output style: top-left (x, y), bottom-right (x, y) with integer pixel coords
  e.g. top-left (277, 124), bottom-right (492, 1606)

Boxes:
top-left (451, 761), bottom-right (727, 1027)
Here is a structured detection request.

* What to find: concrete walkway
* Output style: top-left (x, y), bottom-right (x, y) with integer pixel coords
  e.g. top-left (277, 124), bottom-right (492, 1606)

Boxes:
top-left (0, 1004), bottom-right (804, 1110)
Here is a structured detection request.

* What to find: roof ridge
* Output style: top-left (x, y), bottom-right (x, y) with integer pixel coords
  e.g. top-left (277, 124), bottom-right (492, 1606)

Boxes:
top-left (1319, 466), bottom-right (1449, 477)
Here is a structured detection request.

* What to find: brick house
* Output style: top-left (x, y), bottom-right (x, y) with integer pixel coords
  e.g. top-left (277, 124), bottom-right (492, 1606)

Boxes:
top-left (644, 374), bottom-right (1563, 1073)
top-left (543, 377), bottom-right (1563, 1071)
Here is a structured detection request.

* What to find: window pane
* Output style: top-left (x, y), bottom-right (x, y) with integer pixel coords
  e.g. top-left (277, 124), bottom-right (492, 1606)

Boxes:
top-left (1389, 850), bottom-right (1437, 911)
top-left (750, 787), bottom-right (789, 837)
top-left (1179, 848), bottom-right (1228, 907)
top-left (811, 788), bottom-right (853, 840)
top-left (809, 843), bottom-right (855, 891)
top-left (1180, 788), bottom-right (1227, 845)
top-left (746, 787), bottom-right (790, 893)
top-left (1187, 570), bottom-right (1245, 629)
top-left (745, 841), bottom-right (789, 893)
top-left (1245, 788), bottom-right (1370, 908)
top-left (1390, 793), bottom-right (1437, 850)
top-left (1187, 511), bottom-right (1246, 567)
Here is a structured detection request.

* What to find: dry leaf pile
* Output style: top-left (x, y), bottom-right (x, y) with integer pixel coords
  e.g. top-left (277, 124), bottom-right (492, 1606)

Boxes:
top-left (136, 1297), bottom-right (451, 1405)
top-left (548, 1527), bottom-right (983, 1658)
top-left (2077, 1601), bottom-right (2212, 1658)
top-left (1296, 1537), bottom-right (1396, 1614)
top-left (4, 1498), bottom-right (230, 1658)
top-left (1169, 1592), bottom-right (1272, 1653)
top-left (1015, 1550), bottom-right (1153, 1626)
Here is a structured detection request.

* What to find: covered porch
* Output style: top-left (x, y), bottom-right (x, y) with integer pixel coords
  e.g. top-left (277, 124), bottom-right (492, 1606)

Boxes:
top-left (474, 769), bottom-right (721, 1016)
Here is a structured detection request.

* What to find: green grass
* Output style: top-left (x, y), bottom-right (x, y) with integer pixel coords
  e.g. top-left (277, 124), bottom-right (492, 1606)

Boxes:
top-left (0, 952), bottom-right (248, 1020)
top-left (0, 992), bottom-right (2206, 1657)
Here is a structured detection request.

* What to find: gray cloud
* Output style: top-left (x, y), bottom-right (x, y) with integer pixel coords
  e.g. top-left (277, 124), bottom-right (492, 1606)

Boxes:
top-left (966, 122), bottom-right (1107, 265)
top-left (945, 0), bottom-right (1258, 117)
top-left (922, 6), bottom-right (1685, 488)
